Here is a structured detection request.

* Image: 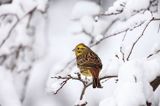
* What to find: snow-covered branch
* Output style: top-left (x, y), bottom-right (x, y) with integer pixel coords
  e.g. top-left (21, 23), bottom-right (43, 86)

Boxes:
top-left (126, 17), bottom-right (160, 61)
top-left (51, 73), bottom-right (117, 104)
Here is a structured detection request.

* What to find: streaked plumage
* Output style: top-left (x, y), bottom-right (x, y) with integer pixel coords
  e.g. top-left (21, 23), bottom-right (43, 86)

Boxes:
top-left (73, 43), bottom-right (102, 88)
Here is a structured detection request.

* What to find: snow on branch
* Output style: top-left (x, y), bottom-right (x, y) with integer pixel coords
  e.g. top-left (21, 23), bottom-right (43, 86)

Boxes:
top-left (58, 12), bottom-right (156, 79)
top-left (147, 49), bottom-right (160, 58)
top-left (51, 73), bottom-right (117, 103)
top-left (98, 0), bottom-right (152, 19)
top-left (0, 0), bottom-right (48, 48)
top-left (99, 0), bottom-right (126, 16)
top-left (126, 17), bottom-right (160, 61)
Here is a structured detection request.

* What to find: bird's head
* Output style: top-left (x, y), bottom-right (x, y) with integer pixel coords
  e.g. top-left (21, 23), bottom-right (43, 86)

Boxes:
top-left (73, 43), bottom-right (88, 56)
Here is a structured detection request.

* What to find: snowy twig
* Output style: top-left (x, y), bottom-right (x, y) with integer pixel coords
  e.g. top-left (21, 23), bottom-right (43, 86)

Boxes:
top-left (120, 46), bottom-right (125, 62)
top-left (118, 30), bottom-right (129, 62)
top-left (51, 73), bottom-right (117, 100)
top-left (91, 16), bottom-right (147, 47)
top-left (126, 17), bottom-right (160, 61)
top-left (52, 76), bottom-right (70, 94)
top-left (122, 29), bottom-right (128, 41)
top-left (158, 23), bottom-right (160, 33)
top-left (0, 7), bottom-right (36, 48)
top-left (101, 19), bottom-right (118, 36)
top-left (82, 30), bottom-right (95, 44)
top-left (98, 10), bottom-right (123, 17)
top-left (0, 14), bottom-right (19, 48)
top-left (150, 76), bottom-right (160, 91)
top-left (90, 28), bottom-right (128, 47)
top-left (55, 58), bottom-right (76, 75)
top-left (147, 49), bottom-right (160, 58)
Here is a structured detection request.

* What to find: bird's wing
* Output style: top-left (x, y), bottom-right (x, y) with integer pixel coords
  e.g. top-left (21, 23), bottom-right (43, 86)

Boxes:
top-left (77, 51), bottom-right (102, 69)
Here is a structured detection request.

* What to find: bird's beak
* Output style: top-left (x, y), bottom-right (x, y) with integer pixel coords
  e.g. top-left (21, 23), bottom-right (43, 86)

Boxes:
top-left (72, 48), bottom-right (75, 51)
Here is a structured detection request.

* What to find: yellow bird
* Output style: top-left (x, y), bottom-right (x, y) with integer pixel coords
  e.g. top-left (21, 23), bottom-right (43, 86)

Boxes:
top-left (73, 43), bottom-right (102, 88)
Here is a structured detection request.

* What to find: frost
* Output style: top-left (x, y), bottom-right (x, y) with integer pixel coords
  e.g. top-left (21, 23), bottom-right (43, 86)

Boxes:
top-left (71, 1), bottom-right (101, 19)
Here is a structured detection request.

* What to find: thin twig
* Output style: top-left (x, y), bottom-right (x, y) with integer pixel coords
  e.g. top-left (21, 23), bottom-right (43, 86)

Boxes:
top-left (126, 17), bottom-right (160, 61)
top-left (122, 29), bottom-right (128, 41)
top-left (120, 46), bottom-right (125, 62)
top-left (52, 74), bottom-right (117, 99)
top-left (101, 19), bottom-right (118, 36)
top-left (55, 58), bottom-right (76, 75)
top-left (97, 9), bottom-right (123, 17)
top-left (90, 29), bottom-right (129, 47)
top-left (0, 7), bottom-right (36, 48)
top-left (0, 14), bottom-right (19, 48)
top-left (147, 49), bottom-right (160, 58)
top-left (158, 23), bottom-right (160, 33)
top-left (126, 18), bottom-right (154, 61)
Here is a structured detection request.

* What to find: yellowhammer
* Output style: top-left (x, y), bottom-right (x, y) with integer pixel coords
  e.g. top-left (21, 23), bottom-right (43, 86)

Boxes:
top-left (73, 43), bottom-right (102, 88)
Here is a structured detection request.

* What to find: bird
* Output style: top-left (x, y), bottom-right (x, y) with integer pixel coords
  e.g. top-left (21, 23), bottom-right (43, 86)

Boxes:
top-left (73, 43), bottom-right (102, 88)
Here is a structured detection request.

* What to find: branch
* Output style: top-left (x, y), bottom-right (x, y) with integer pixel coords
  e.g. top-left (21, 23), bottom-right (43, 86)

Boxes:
top-left (120, 46), bottom-right (125, 62)
top-left (59, 14), bottom-right (149, 75)
top-left (82, 30), bottom-right (95, 44)
top-left (51, 73), bottom-right (117, 100)
top-left (90, 29), bottom-right (129, 47)
top-left (0, 14), bottom-right (19, 48)
top-left (147, 49), bottom-right (160, 58)
top-left (126, 17), bottom-right (160, 61)
top-left (0, 7), bottom-right (36, 48)
top-left (126, 18), bottom-right (153, 61)
top-left (150, 76), bottom-right (160, 91)
top-left (98, 10), bottom-right (123, 17)
top-left (158, 23), bottom-right (160, 33)
top-left (51, 76), bottom-right (70, 94)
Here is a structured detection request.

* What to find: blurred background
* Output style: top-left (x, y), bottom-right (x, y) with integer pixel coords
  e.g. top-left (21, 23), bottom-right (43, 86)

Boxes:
top-left (0, 0), bottom-right (159, 106)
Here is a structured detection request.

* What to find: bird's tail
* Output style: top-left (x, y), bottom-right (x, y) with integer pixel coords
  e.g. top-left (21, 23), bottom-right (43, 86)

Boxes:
top-left (92, 77), bottom-right (102, 88)
top-left (90, 68), bottom-right (102, 88)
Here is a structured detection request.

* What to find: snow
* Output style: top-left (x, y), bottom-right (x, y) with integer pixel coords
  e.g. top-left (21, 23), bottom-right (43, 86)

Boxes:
top-left (158, 0), bottom-right (160, 16)
top-left (0, 67), bottom-right (21, 106)
top-left (80, 16), bottom-right (94, 34)
top-left (105, 57), bottom-right (122, 76)
top-left (75, 99), bottom-right (87, 106)
top-left (123, 0), bottom-right (150, 19)
top-left (116, 82), bottom-right (146, 106)
top-left (99, 97), bottom-right (116, 106)
top-left (71, 1), bottom-right (101, 19)
top-left (105, 0), bottom-right (150, 19)
top-left (112, 11), bottom-right (152, 33)
top-left (0, 0), bottom-right (160, 106)
top-left (100, 58), bottom-right (160, 106)
top-left (106, 0), bottom-right (126, 15)
top-left (154, 86), bottom-right (160, 106)
top-left (94, 34), bottom-right (103, 42)
top-left (143, 58), bottom-right (160, 82)
top-left (151, 43), bottom-right (160, 53)
top-left (35, 0), bottom-right (48, 12)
